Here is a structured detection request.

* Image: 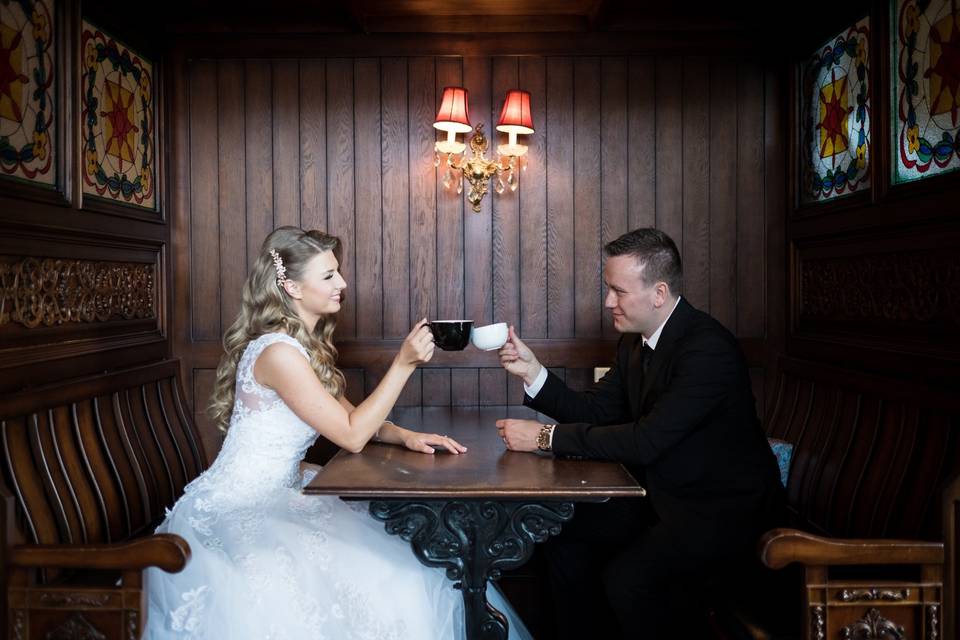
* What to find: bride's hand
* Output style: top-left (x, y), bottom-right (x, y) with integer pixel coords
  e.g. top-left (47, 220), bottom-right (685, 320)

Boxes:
top-left (402, 431), bottom-right (468, 455)
top-left (396, 319), bottom-right (435, 367)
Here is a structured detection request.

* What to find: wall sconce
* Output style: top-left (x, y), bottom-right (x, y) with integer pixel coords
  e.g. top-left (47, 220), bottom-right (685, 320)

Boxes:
top-left (433, 87), bottom-right (535, 213)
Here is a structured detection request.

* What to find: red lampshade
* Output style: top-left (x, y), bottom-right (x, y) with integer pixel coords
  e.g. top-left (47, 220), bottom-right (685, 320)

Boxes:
top-left (434, 87), bottom-right (472, 133)
top-left (496, 90), bottom-right (534, 135)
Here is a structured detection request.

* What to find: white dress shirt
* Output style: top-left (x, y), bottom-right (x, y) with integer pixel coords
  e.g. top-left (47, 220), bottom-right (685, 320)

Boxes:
top-left (524, 295), bottom-right (683, 398)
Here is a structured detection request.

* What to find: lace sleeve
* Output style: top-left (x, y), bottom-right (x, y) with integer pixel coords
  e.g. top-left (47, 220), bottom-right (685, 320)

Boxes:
top-left (235, 333), bottom-right (311, 415)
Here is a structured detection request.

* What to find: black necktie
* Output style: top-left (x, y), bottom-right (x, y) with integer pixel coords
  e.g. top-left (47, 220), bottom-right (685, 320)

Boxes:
top-left (641, 344), bottom-right (654, 376)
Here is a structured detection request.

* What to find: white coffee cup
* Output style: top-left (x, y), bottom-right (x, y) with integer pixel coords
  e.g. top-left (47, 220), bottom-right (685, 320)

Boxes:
top-left (470, 322), bottom-right (508, 351)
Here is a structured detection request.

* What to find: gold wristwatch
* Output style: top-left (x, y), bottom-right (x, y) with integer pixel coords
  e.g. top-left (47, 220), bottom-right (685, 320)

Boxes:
top-left (537, 424), bottom-right (556, 452)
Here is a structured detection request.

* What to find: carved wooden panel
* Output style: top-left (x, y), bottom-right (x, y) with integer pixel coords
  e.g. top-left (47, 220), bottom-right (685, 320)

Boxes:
top-left (792, 225), bottom-right (960, 377)
top-left (0, 224), bottom-right (167, 393)
top-left (46, 613), bottom-right (107, 640)
top-left (0, 256), bottom-right (155, 328)
top-left (799, 249), bottom-right (960, 326)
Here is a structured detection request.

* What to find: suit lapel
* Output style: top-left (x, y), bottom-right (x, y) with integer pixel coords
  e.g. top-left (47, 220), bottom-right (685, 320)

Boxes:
top-left (636, 298), bottom-right (695, 412)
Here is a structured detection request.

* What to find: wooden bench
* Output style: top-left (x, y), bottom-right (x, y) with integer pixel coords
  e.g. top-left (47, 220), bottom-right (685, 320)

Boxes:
top-left (0, 360), bottom-right (207, 640)
top-left (754, 357), bottom-right (959, 639)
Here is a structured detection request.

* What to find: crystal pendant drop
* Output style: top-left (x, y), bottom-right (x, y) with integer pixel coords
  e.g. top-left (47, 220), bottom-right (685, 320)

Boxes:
top-left (507, 170), bottom-right (517, 192)
top-left (442, 170), bottom-right (454, 190)
top-left (434, 152), bottom-right (440, 168)
top-left (495, 177), bottom-right (506, 194)
top-left (456, 179), bottom-right (463, 195)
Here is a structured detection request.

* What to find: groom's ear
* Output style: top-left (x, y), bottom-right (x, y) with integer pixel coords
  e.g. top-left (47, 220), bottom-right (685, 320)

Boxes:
top-left (653, 282), bottom-right (669, 307)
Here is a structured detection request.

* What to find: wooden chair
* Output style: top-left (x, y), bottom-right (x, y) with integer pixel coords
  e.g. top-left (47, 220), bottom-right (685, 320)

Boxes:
top-left (0, 360), bottom-right (207, 639)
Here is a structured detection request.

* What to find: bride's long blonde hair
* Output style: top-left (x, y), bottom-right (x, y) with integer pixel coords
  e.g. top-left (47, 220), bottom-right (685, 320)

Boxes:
top-left (209, 226), bottom-right (347, 432)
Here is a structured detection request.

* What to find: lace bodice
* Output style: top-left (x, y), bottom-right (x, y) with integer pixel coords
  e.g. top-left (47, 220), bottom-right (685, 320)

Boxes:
top-left (184, 333), bottom-right (320, 504)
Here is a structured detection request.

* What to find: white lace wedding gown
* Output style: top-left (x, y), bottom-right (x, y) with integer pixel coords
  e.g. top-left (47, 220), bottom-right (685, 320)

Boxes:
top-left (144, 333), bottom-right (532, 639)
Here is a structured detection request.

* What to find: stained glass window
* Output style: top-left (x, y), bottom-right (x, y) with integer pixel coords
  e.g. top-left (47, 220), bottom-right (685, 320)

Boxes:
top-left (0, 0), bottom-right (55, 188)
top-left (892, 0), bottom-right (960, 184)
top-left (81, 21), bottom-right (155, 210)
top-left (799, 16), bottom-right (871, 205)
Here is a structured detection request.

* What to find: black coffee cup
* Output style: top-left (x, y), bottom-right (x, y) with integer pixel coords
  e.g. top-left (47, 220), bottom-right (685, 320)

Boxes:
top-left (428, 320), bottom-right (473, 350)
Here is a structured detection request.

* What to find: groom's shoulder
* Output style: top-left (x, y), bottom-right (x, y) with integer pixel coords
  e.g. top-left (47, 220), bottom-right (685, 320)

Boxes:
top-left (676, 302), bottom-right (739, 349)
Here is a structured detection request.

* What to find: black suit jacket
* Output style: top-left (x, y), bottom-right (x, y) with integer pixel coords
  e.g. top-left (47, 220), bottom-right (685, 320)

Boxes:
top-left (527, 298), bottom-right (784, 555)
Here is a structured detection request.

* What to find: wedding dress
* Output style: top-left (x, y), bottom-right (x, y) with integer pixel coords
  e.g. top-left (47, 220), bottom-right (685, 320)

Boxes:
top-left (144, 332), bottom-right (532, 639)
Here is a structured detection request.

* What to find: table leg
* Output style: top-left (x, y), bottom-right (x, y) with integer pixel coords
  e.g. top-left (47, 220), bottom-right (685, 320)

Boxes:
top-left (370, 500), bottom-right (574, 640)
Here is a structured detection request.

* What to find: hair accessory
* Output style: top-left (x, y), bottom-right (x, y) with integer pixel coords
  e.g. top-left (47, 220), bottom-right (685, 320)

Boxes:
top-left (269, 249), bottom-right (287, 288)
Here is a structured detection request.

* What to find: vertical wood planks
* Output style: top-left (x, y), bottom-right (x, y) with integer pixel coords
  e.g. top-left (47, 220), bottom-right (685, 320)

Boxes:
top-left (189, 61), bottom-right (220, 340)
top-left (327, 59), bottom-right (357, 338)
top-left (244, 61), bottom-right (274, 271)
top-left (681, 58), bottom-right (710, 309)
top-left (409, 57), bottom-right (438, 322)
top-left (546, 57), bottom-right (574, 338)
top-left (300, 59), bottom-right (327, 232)
top-left (355, 58), bottom-right (383, 338)
top-left (601, 57), bottom-right (628, 337)
top-left (381, 58), bottom-right (411, 338)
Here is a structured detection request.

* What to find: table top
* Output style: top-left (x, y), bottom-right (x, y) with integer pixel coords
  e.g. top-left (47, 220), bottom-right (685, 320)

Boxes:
top-left (303, 405), bottom-right (646, 500)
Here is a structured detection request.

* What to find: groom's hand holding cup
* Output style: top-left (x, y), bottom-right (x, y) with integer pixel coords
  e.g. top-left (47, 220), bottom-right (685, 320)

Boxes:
top-left (498, 326), bottom-right (542, 386)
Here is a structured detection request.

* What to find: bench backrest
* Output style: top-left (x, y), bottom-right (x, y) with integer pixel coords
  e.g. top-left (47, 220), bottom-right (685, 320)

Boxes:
top-left (765, 357), bottom-right (959, 541)
top-left (0, 360), bottom-right (206, 547)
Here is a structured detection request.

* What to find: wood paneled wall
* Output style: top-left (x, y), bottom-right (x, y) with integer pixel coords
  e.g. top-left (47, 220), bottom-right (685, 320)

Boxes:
top-left (170, 53), bottom-right (785, 456)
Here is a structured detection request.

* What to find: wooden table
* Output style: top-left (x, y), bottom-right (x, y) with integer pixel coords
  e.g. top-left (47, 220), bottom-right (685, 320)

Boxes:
top-left (303, 405), bottom-right (646, 640)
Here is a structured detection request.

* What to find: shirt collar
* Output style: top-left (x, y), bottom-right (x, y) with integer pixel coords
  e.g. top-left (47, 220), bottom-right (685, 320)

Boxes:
top-left (643, 295), bottom-right (681, 350)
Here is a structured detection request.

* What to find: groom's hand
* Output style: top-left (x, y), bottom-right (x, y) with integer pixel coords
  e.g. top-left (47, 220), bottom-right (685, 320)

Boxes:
top-left (498, 326), bottom-right (542, 386)
top-left (495, 419), bottom-right (541, 452)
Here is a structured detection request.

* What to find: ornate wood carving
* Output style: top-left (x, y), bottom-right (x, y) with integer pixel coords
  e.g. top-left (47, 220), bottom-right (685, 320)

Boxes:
top-left (46, 613), bottom-right (107, 640)
top-left (838, 588), bottom-right (909, 602)
top-left (811, 605), bottom-right (825, 640)
top-left (927, 604), bottom-right (939, 640)
top-left (38, 592), bottom-right (111, 607)
top-left (371, 499), bottom-right (574, 640)
top-left (12, 609), bottom-right (25, 640)
top-left (0, 256), bottom-right (155, 328)
top-left (127, 610), bottom-right (138, 640)
top-left (841, 607), bottom-right (906, 640)
top-left (800, 249), bottom-right (960, 325)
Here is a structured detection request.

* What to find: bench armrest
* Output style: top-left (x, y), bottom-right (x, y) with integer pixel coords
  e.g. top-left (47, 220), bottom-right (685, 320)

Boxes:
top-left (8, 533), bottom-right (190, 574)
top-left (759, 527), bottom-right (944, 569)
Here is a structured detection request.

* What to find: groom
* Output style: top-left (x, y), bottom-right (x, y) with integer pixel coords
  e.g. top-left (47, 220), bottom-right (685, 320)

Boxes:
top-left (496, 228), bottom-right (785, 639)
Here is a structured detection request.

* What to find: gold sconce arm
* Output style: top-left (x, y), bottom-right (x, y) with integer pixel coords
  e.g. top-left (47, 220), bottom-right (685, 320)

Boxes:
top-left (439, 124), bottom-right (523, 213)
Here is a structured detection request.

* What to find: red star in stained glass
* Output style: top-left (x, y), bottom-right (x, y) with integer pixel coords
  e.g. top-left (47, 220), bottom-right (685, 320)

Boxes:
top-left (816, 69), bottom-right (854, 163)
top-left (99, 79), bottom-right (139, 171)
top-left (924, 0), bottom-right (960, 127)
top-left (0, 28), bottom-right (29, 123)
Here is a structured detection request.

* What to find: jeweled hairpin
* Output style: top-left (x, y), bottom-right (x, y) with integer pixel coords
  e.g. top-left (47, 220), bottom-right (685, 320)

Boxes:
top-left (269, 249), bottom-right (287, 288)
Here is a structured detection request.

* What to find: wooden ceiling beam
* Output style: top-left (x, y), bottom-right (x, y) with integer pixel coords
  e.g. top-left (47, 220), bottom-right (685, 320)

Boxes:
top-left (173, 30), bottom-right (755, 59)
top-left (361, 14), bottom-right (590, 33)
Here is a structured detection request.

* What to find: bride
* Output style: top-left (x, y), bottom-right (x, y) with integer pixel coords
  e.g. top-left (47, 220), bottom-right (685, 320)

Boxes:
top-left (145, 226), bottom-right (531, 639)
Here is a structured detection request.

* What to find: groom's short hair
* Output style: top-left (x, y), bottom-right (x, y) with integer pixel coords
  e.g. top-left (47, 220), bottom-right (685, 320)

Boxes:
top-left (604, 228), bottom-right (683, 295)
